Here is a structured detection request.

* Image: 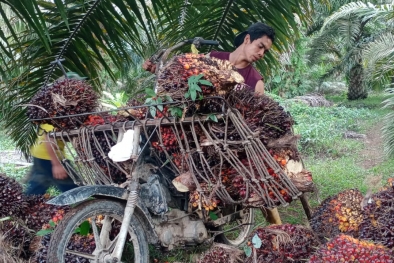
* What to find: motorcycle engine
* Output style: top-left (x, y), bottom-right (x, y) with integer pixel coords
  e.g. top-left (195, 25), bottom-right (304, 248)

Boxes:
top-left (153, 209), bottom-right (208, 250)
top-left (138, 164), bottom-right (209, 249)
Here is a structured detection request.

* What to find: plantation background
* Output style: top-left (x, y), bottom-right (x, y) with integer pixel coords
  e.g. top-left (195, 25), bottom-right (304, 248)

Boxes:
top-left (2, 0), bottom-right (394, 262)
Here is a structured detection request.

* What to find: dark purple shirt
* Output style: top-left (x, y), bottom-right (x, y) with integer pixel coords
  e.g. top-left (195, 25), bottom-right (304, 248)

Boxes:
top-left (209, 51), bottom-right (263, 91)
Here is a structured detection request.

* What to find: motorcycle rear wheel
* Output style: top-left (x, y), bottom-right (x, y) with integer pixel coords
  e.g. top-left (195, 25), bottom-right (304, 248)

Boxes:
top-left (47, 199), bottom-right (149, 263)
top-left (215, 206), bottom-right (255, 246)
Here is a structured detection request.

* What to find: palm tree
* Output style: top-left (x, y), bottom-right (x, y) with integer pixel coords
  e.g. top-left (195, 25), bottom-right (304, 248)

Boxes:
top-left (0, 0), bottom-right (314, 155)
top-left (326, 1), bottom-right (394, 155)
top-left (307, 0), bottom-right (391, 100)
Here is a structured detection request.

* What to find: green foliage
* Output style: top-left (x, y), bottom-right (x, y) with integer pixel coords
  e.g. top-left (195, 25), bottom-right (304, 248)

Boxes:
top-left (266, 38), bottom-right (328, 98)
top-left (100, 91), bottom-right (129, 109)
top-left (185, 74), bottom-right (212, 101)
top-left (284, 100), bottom-right (374, 155)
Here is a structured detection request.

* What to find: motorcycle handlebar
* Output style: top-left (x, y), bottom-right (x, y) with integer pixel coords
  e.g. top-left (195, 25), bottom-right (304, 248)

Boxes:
top-left (185, 38), bottom-right (220, 47)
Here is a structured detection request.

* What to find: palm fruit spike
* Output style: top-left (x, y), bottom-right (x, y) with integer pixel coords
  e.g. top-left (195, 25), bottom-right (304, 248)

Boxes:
top-left (0, 173), bottom-right (25, 217)
top-left (244, 224), bottom-right (320, 263)
top-left (27, 78), bottom-right (99, 129)
top-left (309, 234), bottom-right (394, 263)
top-left (310, 189), bottom-right (364, 242)
top-left (359, 188), bottom-right (394, 248)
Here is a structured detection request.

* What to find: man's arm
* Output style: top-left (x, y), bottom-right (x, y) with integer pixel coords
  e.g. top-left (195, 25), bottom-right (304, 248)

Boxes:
top-left (255, 80), bottom-right (265, 95)
top-left (44, 135), bottom-right (68, 180)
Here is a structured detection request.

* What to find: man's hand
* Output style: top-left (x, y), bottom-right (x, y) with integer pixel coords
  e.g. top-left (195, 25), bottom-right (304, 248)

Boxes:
top-left (142, 59), bottom-right (156, 73)
top-left (255, 80), bottom-right (265, 95)
top-left (52, 164), bottom-right (68, 180)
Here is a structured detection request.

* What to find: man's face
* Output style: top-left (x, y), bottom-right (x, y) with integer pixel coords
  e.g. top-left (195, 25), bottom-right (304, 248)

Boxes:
top-left (243, 35), bottom-right (273, 63)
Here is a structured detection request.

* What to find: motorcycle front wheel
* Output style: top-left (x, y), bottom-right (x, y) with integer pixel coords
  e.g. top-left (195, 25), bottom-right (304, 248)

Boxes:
top-left (47, 199), bottom-right (149, 263)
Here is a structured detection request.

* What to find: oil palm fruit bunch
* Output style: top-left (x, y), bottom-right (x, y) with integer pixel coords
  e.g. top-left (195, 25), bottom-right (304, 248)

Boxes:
top-left (83, 114), bottom-right (116, 126)
top-left (310, 189), bottom-right (364, 242)
top-left (156, 53), bottom-right (244, 99)
top-left (0, 218), bottom-right (33, 259)
top-left (198, 244), bottom-right (244, 263)
top-left (27, 79), bottom-right (99, 129)
top-left (22, 195), bottom-right (69, 232)
top-left (224, 89), bottom-right (294, 145)
top-left (121, 93), bottom-right (148, 120)
top-left (308, 234), bottom-right (394, 263)
top-left (33, 233), bottom-right (95, 263)
top-left (245, 224), bottom-right (320, 263)
top-left (0, 173), bottom-right (25, 217)
top-left (359, 188), bottom-right (394, 248)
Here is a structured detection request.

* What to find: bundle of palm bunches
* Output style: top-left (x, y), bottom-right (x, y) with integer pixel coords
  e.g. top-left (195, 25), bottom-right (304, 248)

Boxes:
top-left (198, 88), bottom-right (295, 147)
top-left (27, 78), bottom-right (99, 129)
top-left (310, 189), bottom-right (364, 242)
top-left (74, 132), bottom-right (129, 184)
top-left (359, 187), bottom-right (394, 248)
top-left (308, 234), bottom-right (394, 263)
top-left (244, 224), bottom-right (320, 263)
top-left (156, 53), bottom-right (244, 99)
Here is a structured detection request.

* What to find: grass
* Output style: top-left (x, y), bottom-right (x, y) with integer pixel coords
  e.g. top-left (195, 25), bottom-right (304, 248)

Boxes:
top-left (1, 93), bottom-right (393, 262)
top-left (276, 93), bottom-right (394, 225)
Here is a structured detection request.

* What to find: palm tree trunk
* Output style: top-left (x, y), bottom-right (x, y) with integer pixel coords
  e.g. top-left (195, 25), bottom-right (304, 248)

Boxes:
top-left (347, 63), bottom-right (367, 100)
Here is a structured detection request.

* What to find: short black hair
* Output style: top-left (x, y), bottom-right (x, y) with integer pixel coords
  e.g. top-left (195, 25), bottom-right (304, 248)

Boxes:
top-left (234, 22), bottom-right (275, 48)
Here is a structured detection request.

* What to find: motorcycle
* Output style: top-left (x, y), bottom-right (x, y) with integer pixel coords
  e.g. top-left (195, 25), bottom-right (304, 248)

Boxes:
top-left (42, 38), bottom-right (259, 263)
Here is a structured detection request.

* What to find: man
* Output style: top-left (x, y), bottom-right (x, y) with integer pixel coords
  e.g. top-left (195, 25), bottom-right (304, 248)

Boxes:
top-left (143, 22), bottom-right (281, 224)
top-left (209, 22), bottom-right (274, 94)
top-left (25, 123), bottom-right (78, 195)
top-left (143, 22), bottom-right (275, 94)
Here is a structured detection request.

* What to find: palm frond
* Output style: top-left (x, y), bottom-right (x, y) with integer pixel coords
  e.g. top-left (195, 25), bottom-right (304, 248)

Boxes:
top-left (362, 33), bottom-right (394, 83)
top-left (322, 2), bottom-right (394, 32)
top-left (382, 89), bottom-right (394, 156)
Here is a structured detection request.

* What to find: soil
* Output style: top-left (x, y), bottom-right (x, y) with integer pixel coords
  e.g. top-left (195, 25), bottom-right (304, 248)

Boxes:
top-left (359, 123), bottom-right (384, 170)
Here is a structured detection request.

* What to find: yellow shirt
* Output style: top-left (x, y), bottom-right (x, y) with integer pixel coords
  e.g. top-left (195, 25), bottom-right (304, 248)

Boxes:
top-left (30, 124), bottom-right (65, 160)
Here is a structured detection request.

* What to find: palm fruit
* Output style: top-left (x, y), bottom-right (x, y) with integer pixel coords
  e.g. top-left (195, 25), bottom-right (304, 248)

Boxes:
top-left (22, 195), bottom-right (69, 232)
top-left (83, 114), bottom-right (116, 126)
top-left (0, 218), bottom-right (33, 259)
top-left (0, 173), bottom-right (25, 217)
top-left (244, 224), bottom-right (320, 263)
top-left (27, 78), bottom-right (99, 129)
top-left (359, 188), bottom-right (394, 248)
top-left (156, 53), bottom-right (244, 99)
top-left (308, 234), bottom-right (394, 263)
top-left (310, 189), bottom-right (364, 242)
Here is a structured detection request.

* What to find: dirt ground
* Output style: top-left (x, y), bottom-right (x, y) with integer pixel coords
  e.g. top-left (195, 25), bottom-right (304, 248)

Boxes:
top-left (359, 123), bottom-right (384, 169)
